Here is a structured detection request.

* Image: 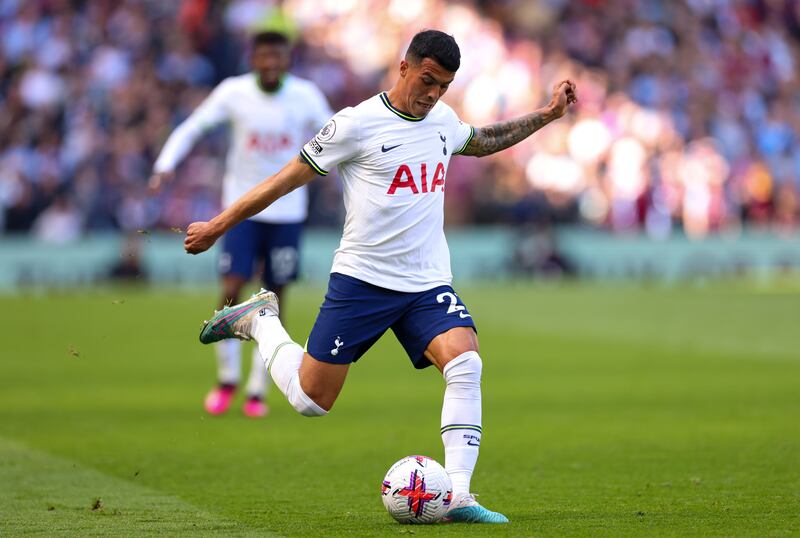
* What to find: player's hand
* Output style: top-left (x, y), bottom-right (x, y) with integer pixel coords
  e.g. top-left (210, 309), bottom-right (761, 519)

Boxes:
top-left (147, 171), bottom-right (175, 194)
top-left (548, 79), bottom-right (578, 119)
top-left (184, 221), bottom-right (220, 255)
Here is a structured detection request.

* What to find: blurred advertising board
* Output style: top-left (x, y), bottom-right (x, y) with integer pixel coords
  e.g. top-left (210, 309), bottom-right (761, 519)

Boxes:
top-left (0, 228), bottom-right (798, 291)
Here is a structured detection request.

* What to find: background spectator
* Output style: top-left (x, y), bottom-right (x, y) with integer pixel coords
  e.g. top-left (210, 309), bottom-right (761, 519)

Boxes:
top-left (1, 0), bottom-right (798, 240)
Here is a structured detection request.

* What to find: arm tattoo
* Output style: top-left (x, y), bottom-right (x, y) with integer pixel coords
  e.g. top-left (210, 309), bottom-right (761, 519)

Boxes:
top-left (460, 108), bottom-right (557, 157)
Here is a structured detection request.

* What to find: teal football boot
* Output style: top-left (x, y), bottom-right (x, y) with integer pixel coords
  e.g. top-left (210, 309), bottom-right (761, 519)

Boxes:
top-left (444, 494), bottom-right (509, 524)
top-left (199, 289), bottom-right (278, 344)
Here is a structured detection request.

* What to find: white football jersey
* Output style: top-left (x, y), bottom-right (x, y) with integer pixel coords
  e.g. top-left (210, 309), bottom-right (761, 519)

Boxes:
top-left (155, 73), bottom-right (332, 223)
top-left (301, 93), bottom-right (474, 292)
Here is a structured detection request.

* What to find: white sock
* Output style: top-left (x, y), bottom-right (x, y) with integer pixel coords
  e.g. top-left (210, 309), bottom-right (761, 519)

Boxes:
top-left (245, 346), bottom-right (269, 398)
top-left (252, 314), bottom-right (327, 417)
top-left (441, 351), bottom-right (482, 497)
top-left (215, 339), bottom-right (241, 385)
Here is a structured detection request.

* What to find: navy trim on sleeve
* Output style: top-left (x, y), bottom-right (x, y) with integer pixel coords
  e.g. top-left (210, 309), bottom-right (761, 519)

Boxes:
top-left (299, 148), bottom-right (329, 176)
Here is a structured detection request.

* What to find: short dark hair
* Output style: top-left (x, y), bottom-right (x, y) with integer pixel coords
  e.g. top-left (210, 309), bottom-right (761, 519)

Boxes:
top-left (252, 31), bottom-right (290, 48)
top-left (405, 30), bottom-right (460, 72)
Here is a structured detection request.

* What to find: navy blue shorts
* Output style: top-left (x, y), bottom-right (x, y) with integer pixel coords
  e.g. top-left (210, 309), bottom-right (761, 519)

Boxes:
top-left (219, 220), bottom-right (302, 288)
top-left (306, 273), bottom-right (477, 369)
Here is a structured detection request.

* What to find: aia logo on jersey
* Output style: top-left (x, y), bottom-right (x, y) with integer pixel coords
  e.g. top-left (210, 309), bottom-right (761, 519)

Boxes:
top-left (247, 132), bottom-right (292, 153)
top-left (387, 163), bottom-right (446, 195)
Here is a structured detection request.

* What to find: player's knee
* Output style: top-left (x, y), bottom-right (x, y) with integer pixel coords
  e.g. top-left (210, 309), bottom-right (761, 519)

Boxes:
top-left (295, 356), bottom-right (346, 416)
top-left (299, 385), bottom-right (336, 416)
top-left (294, 400), bottom-right (328, 417)
top-left (428, 327), bottom-right (479, 368)
top-left (443, 351), bottom-right (482, 385)
top-left (288, 377), bottom-right (331, 417)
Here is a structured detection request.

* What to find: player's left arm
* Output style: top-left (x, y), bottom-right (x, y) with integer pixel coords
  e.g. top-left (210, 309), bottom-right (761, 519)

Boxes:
top-left (184, 157), bottom-right (317, 254)
top-left (459, 79), bottom-right (577, 158)
top-left (150, 81), bottom-right (234, 192)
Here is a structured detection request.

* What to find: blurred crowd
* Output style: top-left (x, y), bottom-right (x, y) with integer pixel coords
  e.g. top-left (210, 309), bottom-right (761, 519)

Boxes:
top-left (1, 0), bottom-right (799, 243)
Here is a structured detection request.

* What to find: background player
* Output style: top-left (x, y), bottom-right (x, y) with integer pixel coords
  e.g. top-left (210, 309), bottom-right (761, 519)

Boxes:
top-left (150, 31), bottom-right (332, 418)
top-left (184, 30), bottom-right (576, 522)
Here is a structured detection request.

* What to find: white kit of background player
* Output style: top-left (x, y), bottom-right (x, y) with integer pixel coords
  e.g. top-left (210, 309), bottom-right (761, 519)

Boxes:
top-left (152, 33), bottom-right (332, 417)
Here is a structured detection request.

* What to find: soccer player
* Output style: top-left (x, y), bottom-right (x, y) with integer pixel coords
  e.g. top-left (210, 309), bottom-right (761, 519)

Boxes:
top-left (184, 30), bottom-right (577, 522)
top-left (150, 31), bottom-right (332, 418)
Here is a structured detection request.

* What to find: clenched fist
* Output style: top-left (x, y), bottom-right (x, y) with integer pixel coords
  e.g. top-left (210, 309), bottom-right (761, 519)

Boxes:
top-left (548, 79), bottom-right (578, 119)
top-left (184, 221), bottom-right (221, 254)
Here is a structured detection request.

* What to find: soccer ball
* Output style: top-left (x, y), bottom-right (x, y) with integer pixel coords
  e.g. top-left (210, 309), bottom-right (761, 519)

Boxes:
top-left (381, 455), bottom-right (452, 524)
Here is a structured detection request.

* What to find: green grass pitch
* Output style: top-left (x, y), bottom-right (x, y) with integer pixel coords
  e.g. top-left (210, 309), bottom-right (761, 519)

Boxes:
top-left (0, 282), bottom-right (798, 536)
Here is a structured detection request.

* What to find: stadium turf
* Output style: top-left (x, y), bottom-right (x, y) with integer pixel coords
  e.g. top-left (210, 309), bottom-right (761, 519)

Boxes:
top-left (0, 282), bottom-right (798, 536)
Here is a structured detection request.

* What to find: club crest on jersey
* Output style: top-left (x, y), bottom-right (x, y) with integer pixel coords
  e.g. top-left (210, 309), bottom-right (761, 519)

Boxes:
top-left (387, 162), bottom-right (446, 195)
top-left (317, 119), bottom-right (336, 141)
top-left (438, 132), bottom-right (447, 155)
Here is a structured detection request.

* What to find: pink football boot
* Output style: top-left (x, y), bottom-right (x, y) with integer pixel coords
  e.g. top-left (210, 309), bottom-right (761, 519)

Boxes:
top-left (243, 396), bottom-right (269, 418)
top-left (204, 384), bottom-right (236, 415)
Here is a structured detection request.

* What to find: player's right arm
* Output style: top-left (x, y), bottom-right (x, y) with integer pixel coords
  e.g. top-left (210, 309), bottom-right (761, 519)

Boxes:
top-left (148, 81), bottom-right (233, 193)
top-left (184, 157), bottom-right (317, 254)
top-left (185, 108), bottom-right (358, 255)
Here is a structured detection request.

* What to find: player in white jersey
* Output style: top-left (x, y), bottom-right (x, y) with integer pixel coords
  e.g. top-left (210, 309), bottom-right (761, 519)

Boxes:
top-left (150, 32), bottom-right (332, 418)
top-left (184, 30), bottom-right (577, 522)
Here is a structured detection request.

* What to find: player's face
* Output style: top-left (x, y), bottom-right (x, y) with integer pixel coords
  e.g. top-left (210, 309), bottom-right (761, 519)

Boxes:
top-left (401, 57), bottom-right (455, 117)
top-left (251, 43), bottom-right (290, 87)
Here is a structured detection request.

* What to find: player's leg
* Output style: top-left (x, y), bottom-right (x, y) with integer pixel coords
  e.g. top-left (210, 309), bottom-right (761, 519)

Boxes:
top-left (205, 222), bottom-right (257, 415)
top-left (243, 346), bottom-right (269, 417)
top-left (218, 274), bottom-right (249, 380)
top-left (203, 297), bottom-right (355, 414)
top-left (259, 220), bottom-right (303, 320)
top-left (425, 328), bottom-right (484, 499)
top-left (199, 273), bottom-right (399, 415)
top-left (255, 270), bottom-right (396, 413)
top-left (393, 289), bottom-right (507, 523)
top-left (242, 222), bottom-right (302, 416)
top-left (251, 309), bottom-right (348, 415)
top-left (199, 289), bottom-right (344, 416)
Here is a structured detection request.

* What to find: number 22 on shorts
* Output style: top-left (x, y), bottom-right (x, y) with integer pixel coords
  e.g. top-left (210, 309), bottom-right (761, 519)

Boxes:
top-left (436, 291), bottom-right (471, 319)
